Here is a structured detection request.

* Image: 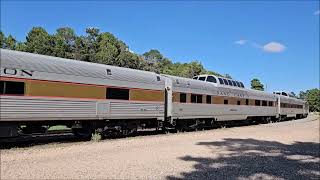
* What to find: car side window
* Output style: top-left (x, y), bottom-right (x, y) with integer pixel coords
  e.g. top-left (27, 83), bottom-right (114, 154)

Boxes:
top-left (206, 76), bottom-right (217, 83)
top-left (218, 78), bottom-right (224, 84)
top-left (198, 77), bottom-right (206, 81)
top-left (223, 79), bottom-right (229, 85)
top-left (232, 80), bottom-right (237, 86)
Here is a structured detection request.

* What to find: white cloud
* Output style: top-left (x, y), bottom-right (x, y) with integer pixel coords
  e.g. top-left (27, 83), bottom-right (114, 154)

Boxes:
top-left (234, 39), bottom-right (247, 45)
top-left (314, 10), bottom-right (320, 15)
top-left (235, 39), bottom-right (286, 53)
top-left (262, 42), bottom-right (286, 53)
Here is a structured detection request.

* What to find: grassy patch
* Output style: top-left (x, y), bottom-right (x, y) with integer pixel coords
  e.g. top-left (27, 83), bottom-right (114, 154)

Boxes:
top-left (48, 125), bottom-right (70, 131)
top-left (91, 131), bottom-right (103, 141)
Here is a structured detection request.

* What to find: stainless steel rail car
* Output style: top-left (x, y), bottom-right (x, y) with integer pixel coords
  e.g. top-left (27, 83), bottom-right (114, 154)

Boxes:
top-left (0, 49), bottom-right (308, 138)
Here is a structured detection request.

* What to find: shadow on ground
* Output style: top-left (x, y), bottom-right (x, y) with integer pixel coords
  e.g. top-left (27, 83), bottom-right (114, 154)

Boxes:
top-left (167, 138), bottom-right (320, 180)
top-left (0, 130), bottom-right (165, 149)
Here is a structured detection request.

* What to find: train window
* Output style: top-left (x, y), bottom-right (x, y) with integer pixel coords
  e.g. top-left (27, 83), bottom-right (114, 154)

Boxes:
top-left (246, 99), bottom-right (249, 105)
top-left (232, 81), bottom-right (237, 86)
top-left (206, 76), bottom-right (217, 83)
top-left (106, 88), bottom-right (129, 100)
top-left (255, 100), bottom-right (261, 106)
top-left (193, 76), bottom-right (198, 80)
top-left (198, 77), bottom-right (206, 81)
top-left (218, 78), bottom-right (224, 84)
top-left (237, 100), bottom-right (241, 105)
top-left (191, 94), bottom-right (197, 103)
top-left (224, 99), bottom-right (228, 104)
top-left (227, 80), bottom-right (233, 86)
top-left (236, 81), bottom-right (241, 87)
top-left (239, 82), bottom-right (245, 88)
top-left (262, 101), bottom-right (267, 106)
top-left (281, 92), bottom-right (288, 96)
top-left (2, 81), bottom-right (25, 95)
top-left (268, 101), bottom-right (273, 107)
top-left (223, 79), bottom-right (229, 85)
top-left (0, 81), bottom-right (4, 94)
top-left (191, 94), bottom-right (203, 103)
top-left (180, 93), bottom-right (187, 103)
top-left (156, 76), bottom-right (161, 81)
top-left (197, 95), bottom-right (202, 103)
top-left (206, 95), bottom-right (211, 104)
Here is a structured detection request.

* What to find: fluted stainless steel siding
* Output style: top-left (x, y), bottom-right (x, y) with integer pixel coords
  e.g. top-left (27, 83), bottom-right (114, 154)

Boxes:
top-left (0, 96), bottom-right (99, 121)
top-left (109, 101), bottom-right (164, 116)
top-left (0, 96), bottom-right (165, 121)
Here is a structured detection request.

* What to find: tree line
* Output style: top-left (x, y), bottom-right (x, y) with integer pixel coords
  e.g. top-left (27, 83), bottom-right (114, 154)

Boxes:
top-left (1, 27), bottom-right (319, 112)
top-left (0, 27), bottom-right (223, 79)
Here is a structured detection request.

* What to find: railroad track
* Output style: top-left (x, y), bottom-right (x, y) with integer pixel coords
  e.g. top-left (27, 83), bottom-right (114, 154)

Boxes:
top-left (0, 118), bottom-right (294, 149)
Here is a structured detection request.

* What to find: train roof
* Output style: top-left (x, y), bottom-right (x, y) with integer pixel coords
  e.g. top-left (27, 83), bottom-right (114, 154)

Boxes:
top-left (0, 49), bottom-right (165, 87)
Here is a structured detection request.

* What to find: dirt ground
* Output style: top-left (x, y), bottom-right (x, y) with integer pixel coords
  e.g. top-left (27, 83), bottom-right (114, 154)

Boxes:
top-left (1, 114), bottom-right (319, 180)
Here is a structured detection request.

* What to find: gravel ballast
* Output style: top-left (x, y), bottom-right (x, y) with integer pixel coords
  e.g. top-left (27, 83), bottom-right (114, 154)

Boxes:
top-left (1, 115), bottom-right (319, 179)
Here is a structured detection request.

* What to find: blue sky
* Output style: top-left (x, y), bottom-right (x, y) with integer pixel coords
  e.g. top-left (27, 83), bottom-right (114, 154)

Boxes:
top-left (1, 1), bottom-right (319, 94)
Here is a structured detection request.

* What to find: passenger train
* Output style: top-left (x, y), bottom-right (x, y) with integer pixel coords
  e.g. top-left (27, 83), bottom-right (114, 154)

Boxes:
top-left (0, 49), bottom-right (309, 138)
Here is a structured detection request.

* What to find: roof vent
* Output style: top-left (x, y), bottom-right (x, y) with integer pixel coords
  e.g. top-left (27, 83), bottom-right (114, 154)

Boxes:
top-left (106, 69), bottom-right (112, 75)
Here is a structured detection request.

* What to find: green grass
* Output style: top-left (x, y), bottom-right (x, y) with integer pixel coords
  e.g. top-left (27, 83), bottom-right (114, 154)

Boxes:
top-left (48, 125), bottom-right (70, 131)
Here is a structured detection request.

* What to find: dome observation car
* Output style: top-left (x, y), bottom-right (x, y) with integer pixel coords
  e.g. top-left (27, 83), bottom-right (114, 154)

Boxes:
top-left (193, 75), bottom-right (245, 88)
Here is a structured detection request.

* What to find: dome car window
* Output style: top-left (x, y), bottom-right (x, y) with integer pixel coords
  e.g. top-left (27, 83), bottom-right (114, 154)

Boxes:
top-left (218, 78), bottom-right (224, 84)
top-left (227, 80), bottom-right (233, 86)
top-left (236, 81), bottom-right (241, 87)
top-left (223, 79), bottom-right (229, 85)
top-left (232, 81), bottom-right (237, 86)
top-left (198, 77), bottom-right (206, 81)
top-left (239, 82), bottom-right (244, 88)
top-left (206, 76), bottom-right (217, 83)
